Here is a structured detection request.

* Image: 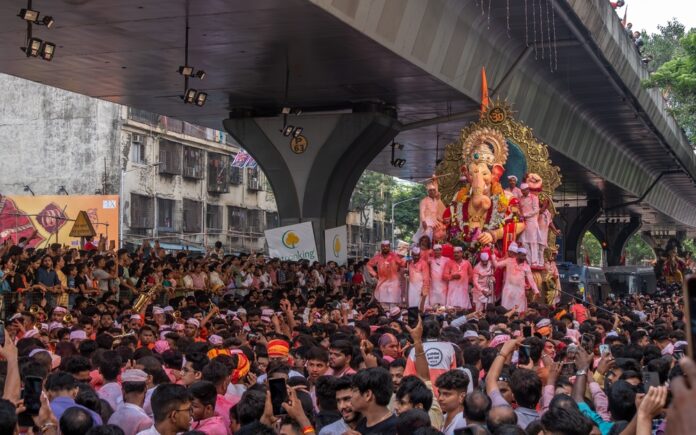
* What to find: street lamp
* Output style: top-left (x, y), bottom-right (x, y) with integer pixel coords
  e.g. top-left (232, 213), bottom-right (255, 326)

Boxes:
top-left (120, 162), bottom-right (162, 246)
top-left (391, 196), bottom-right (421, 247)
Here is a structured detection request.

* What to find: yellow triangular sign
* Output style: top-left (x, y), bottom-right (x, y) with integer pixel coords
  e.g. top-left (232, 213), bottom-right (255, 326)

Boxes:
top-left (69, 210), bottom-right (97, 238)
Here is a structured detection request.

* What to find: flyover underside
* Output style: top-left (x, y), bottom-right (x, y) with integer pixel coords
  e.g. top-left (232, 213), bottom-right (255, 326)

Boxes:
top-left (311, 0), bottom-right (696, 229)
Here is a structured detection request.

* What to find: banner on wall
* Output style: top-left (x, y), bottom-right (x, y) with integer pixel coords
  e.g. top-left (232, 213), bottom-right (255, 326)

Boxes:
top-left (324, 226), bottom-right (348, 265)
top-left (265, 222), bottom-right (318, 261)
top-left (0, 195), bottom-right (119, 248)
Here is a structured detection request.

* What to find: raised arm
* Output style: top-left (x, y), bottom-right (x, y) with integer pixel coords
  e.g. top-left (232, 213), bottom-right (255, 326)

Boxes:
top-left (486, 337), bottom-right (521, 401)
top-left (406, 317), bottom-right (430, 381)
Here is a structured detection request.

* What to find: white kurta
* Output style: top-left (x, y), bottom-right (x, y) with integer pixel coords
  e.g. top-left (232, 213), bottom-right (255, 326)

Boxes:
top-left (444, 259), bottom-right (473, 310)
top-left (429, 256), bottom-right (448, 307)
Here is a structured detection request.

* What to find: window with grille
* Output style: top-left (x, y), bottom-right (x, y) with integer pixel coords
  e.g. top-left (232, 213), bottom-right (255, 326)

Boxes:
top-left (247, 210), bottom-right (263, 233)
top-left (206, 204), bottom-right (222, 234)
top-left (183, 147), bottom-right (204, 179)
top-left (246, 167), bottom-right (261, 191)
top-left (207, 153), bottom-right (230, 193)
top-left (265, 212), bottom-right (279, 230)
top-left (183, 199), bottom-right (203, 233)
top-left (227, 206), bottom-right (247, 231)
top-left (158, 139), bottom-right (182, 175)
top-left (130, 133), bottom-right (145, 164)
top-left (157, 198), bottom-right (177, 233)
top-left (229, 153), bottom-right (243, 185)
top-left (130, 194), bottom-right (153, 229)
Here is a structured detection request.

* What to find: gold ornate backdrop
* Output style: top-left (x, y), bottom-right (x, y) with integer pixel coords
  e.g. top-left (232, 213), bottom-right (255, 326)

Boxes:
top-left (435, 100), bottom-right (562, 204)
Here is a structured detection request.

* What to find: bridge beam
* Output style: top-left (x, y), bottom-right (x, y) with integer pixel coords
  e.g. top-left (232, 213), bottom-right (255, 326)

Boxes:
top-left (590, 216), bottom-right (642, 266)
top-left (223, 113), bottom-right (400, 261)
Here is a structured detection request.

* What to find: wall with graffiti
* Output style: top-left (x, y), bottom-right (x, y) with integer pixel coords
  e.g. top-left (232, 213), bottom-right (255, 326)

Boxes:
top-left (0, 195), bottom-right (119, 248)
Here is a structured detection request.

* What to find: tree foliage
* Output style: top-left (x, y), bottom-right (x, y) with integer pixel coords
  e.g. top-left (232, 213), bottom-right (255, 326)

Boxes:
top-left (643, 21), bottom-right (696, 144)
top-left (581, 232), bottom-right (602, 266)
top-left (391, 181), bottom-right (427, 241)
top-left (350, 170), bottom-right (396, 225)
top-left (622, 233), bottom-right (655, 265)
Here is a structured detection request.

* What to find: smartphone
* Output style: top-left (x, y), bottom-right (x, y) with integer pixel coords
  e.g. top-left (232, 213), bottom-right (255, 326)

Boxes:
top-left (268, 377), bottom-right (288, 415)
top-left (642, 371), bottom-right (660, 393)
top-left (684, 275), bottom-right (696, 359)
top-left (518, 345), bottom-right (531, 366)
top-left (523, 326), bottom-right (532, 338)
top-left (599, 344), bottom-right (610, 356)
top-left (407, 307), bottom-right (420, 329)
top-left (22, 375), bottom-right (43, 416)
top-left (581, 333), bottom-right (595, 354)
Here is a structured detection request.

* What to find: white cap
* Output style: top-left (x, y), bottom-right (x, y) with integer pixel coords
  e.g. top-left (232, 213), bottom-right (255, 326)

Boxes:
top-left (121, 369), bottom-right (148, 383)
top-left (411, 247), bottom-right (421, 255)
top-left (508, 243), bottom-right (519, 253)
top-left (480, 252), bottom-right (490, 261)
top-left (454, 246), bottom-right (463, 252)
top-left (520, 183), bottom-right (529, 190)
top-left (463, 330), bottom-right (479, 339)
top-left (433, 244), bottom-right (442, 250)
top-left (237, 308), bottom-right (247, 315)
top-left (507, 175), bottom-right (518, 181)
top-left (130, 314), bottom-right (142, 321)
top-left (24, 329), bottom-right (40, 339)
top-left (153, 307), bottom-right (165, 315)
top-left (69, 330), bottom-right (87, 341)
top-left (381, 240), bottom-right (390, 246)
top-left (208, 335), bottom-right (223, 346)
top-left (517, 247), bottom-right (528, 255)
top-left (186, 318), bottom-right (200, 328)
top-left (163, 306), bottom-right (174, 313)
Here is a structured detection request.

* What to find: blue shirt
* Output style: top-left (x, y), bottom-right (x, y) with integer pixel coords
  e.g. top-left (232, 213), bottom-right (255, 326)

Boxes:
top-left (50, 396), bottom-right (103, 426)
top-left (578, 401), bottom-right (613, 435)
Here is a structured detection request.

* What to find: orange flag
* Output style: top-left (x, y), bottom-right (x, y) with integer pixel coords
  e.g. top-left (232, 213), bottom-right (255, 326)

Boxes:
top-left (480, 66), bottom-right (490, 113)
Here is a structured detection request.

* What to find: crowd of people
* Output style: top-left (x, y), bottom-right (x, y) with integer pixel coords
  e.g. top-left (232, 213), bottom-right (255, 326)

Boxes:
top-left (0, 236), bottom-right (695, 435)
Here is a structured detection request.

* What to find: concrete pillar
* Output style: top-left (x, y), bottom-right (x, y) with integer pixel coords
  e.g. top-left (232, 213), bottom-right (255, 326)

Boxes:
top-left (223, 112), bottom-right (400, 261)
top-left (590, 216), bottom-right (642, 266)
top-left (560, 199), bottom-right (603, 264)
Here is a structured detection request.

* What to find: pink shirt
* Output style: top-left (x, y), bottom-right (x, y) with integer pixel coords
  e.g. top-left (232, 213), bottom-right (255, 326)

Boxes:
top-left (367, 252), bottom-right (405, 282)
top-left (191, 415), bottom-right (229, 435)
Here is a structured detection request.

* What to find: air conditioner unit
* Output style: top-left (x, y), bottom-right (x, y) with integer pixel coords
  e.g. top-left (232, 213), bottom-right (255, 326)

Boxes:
top-left (132, 133), bottom-right (144, 144)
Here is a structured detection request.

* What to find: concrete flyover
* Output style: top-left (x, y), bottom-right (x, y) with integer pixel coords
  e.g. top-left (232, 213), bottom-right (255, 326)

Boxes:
top-left (0, 0), bottom-right (693, 258)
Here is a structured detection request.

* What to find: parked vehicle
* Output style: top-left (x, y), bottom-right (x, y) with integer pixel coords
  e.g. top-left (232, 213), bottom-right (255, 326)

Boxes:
top-left (556, 262), bottom-right (609, 304)
top-left (603, 266), bottom-right (657, 297)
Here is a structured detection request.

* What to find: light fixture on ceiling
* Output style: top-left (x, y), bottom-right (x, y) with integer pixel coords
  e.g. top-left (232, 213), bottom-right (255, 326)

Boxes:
top-left (18, 8), bottom-right (39, 22)
top-left (23, 37), bottom-right (42, 57)
top-left (18, 3), bottom-right (56, 61)
top-left (178, 65), bottom-right (194, 76)
top-left (40, 41), bottom-right (55, 60)
top-left (178, 9), bottom-right (207, 107)
top-left (281, 125), bottom-right (303, 137)
top-left (390, 140), bottom-right (406, 168)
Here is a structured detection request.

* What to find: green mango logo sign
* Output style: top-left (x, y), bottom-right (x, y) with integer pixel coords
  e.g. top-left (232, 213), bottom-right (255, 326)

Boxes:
top-left (282, 231), bottom-right (300, 249)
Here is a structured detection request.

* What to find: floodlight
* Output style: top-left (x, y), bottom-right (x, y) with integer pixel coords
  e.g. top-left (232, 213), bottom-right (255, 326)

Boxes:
top-left (292, 127), bottom-right (303, 138)
top-left (195, 70), bottom-right (206, 79)
top-left (183, 88), bottom-right (197, 104)
top-left (39, 15), bottom-right (54, 28)
top-left (178, 65), bottom-right (194, 76)
top-left (18, 8), bottom-right (39, 22)
top-left (40, 42), bottom-right (55, 61)
top-left (195, 92), bottom-right (207, 107)
top-left (23, 37), bottom-right (42, 57)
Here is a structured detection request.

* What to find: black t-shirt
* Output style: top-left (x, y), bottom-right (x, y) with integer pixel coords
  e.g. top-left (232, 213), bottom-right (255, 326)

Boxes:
top-left (355, 414), bottom-right (398, 435)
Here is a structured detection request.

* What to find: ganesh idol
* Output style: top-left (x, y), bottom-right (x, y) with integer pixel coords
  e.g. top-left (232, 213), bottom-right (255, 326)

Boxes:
top-left (443, 128), bottom-right (525, 252)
